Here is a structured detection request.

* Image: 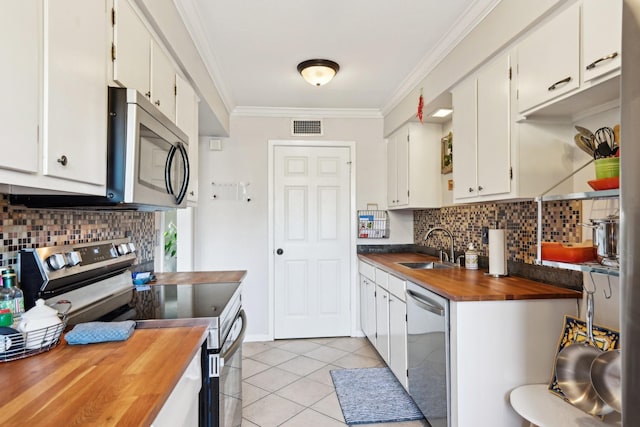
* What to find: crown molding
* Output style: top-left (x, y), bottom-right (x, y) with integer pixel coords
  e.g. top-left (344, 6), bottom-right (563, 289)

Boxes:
top-left (173, 0), bottom-right (235, 112)
top-left (232, 106), bottom-right (383, 119)
top-left (381, 0), bottom-right (501, 116)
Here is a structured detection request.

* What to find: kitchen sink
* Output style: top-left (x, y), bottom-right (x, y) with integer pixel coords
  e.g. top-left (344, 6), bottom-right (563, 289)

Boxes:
top-left (398, 262), bottom-right (455, 270)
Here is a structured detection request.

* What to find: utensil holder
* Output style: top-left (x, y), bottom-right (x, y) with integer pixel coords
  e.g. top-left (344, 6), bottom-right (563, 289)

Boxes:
top-left (594, 158), bottom-right (619, 179)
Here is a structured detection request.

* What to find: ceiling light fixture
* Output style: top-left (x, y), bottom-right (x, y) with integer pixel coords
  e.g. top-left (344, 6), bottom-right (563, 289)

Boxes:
top-left (297, 59), bottom-right (340, 87)
top-left (430, 108), bottom-right (453, 118)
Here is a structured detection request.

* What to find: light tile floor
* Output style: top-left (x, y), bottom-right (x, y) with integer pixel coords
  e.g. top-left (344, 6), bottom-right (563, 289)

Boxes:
top-left (241, 337), bottom-right (429, 427)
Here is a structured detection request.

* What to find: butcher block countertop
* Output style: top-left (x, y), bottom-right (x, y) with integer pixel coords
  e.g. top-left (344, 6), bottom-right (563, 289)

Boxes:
top-left (0, 319), bottom-right (210, 426)
top-left (152, 270), bottom-right (247, 285)
top-left (359, 252), bottom-right (581, 302)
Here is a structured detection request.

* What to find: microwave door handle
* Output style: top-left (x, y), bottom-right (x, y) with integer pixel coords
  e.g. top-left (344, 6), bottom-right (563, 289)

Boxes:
top-left (164, 144), bottom-right (178, 196)
top-left (175, 142), bottom-right (190, 205)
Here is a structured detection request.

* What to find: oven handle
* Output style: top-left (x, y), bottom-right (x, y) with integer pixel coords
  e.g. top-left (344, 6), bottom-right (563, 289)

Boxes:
top-left (221, 309), bottom-right (246, 362)
top-left (164, 144), bottom-right (178, 196)
top-left (175, 142), bottom-right (190, 205)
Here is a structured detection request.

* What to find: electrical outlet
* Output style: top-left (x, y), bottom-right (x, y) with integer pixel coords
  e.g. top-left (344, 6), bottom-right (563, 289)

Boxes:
top-left (481, 227), bottom-right (489, 244)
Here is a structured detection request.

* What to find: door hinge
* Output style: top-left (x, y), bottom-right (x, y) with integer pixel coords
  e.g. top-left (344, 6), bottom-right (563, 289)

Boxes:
top-left (111, 43), bottom-right (116, 62)
top-left (510, 167), bottom-right (513, 180)
top-left (111, 8), bottom-right (116, 27)
top-left (175, 85), bottom-right (177, 96)
top-left (509, 67), bottom-right (512, 80)
top-left (406, 369), bottom-right (409, 378)
top-left (405, 314), bottom-right (408, 322)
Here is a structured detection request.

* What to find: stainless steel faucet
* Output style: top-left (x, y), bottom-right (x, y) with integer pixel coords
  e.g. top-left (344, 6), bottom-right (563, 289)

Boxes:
top-left (424, 227), bottom-right (455, 263)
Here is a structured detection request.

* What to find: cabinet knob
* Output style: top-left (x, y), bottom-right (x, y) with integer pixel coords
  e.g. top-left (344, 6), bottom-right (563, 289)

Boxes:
top-left (154, 100), bottom-right (161, 106)
top-left (189, 191), bottom-right (195, 196)
top-left (478, 185), bottom-right (484, 191)
top-left (468, 187), bottom-right (474, 193)
top-left (57, 155), bottom-right (68, 166)
top-left (276, 248), bottom-right (284, 255)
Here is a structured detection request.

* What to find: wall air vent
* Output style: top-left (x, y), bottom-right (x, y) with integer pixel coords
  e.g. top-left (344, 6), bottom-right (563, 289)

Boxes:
top-left (291, 119), bottom-right (323, 136)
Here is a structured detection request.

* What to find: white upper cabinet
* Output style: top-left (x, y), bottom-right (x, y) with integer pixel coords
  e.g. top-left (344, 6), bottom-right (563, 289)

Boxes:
top-left (453, 52), bottom-right (511, 202)
top-left (387, 122), bottom-right (441, 209)
top-left (112, 0), bottom-right (151, 98)
top-left (0, 1), bottom-right (39, 174)
top-left (112, 0), bottom-right (176, 121)
top-left (151, 41), bottom-right (176, 120)
top-left (43, 0), bottom-right (107, 187)
top-left (582, 0), bottom-right (622, 83)
top-left (517, 2), bottom-right (580, 113)
top-left (175, 74), bottom-right (199, 204)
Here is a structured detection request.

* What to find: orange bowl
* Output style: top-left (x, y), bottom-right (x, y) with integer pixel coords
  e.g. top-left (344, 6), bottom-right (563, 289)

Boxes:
top-left (588, 177), bottom-right (619, 191)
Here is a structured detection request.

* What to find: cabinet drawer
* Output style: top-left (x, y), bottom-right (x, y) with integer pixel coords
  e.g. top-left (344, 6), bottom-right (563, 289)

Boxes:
top-left (388, 274), bottom-right (406, 301)
top-left (375, 268), bottom-right (389, 290)
top-left (358, 260), bottom-right (375, 281)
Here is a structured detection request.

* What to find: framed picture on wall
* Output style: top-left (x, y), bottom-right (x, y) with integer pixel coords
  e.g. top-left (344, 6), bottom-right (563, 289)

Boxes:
top-left (441, 131), bottom-right (453, 174)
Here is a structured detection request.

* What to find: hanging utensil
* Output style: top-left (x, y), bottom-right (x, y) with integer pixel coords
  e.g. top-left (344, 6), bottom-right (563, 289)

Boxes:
top-left (575, 125), bottom-right (596, 142)
top-left (613, 124), bottom-right (620, 146)
top-left (590, 349), bottom-right (622, 413)
top-left (555, 290), bottom-right (613, 415)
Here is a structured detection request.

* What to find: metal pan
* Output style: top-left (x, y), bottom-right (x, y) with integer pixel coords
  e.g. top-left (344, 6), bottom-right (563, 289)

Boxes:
top-left (590, 349), bottom-right (622, 413)
top-left (555, 291), bottom-right (613, 415)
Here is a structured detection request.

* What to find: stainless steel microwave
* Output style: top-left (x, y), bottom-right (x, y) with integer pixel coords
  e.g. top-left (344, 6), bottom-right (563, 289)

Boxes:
top-left (11, 87), bottom-right (190, 210)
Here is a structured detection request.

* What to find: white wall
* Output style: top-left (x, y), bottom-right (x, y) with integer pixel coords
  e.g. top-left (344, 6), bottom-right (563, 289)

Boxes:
top-left (194, 114), bottom-right (410, 339)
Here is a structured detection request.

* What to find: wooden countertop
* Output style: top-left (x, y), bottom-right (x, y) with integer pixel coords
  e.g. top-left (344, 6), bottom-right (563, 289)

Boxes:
top-left (152, 270), bottom-right (247, 285)
top-left (0, 320), bottom-right (210, 426)
top-left (359, 253), bottom-right (581, 302)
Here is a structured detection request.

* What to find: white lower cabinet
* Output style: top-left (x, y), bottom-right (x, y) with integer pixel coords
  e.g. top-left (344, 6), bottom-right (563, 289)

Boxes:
top-left (359, 261), bottom-right (407, 388)
top-left (375, 285), bottom-right (390, 363)
top-left (151, 348), bottom-right (201, 427)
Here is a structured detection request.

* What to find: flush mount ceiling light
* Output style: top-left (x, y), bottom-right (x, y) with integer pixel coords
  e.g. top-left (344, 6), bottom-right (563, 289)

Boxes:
top-left (430, 108), bottom-right (453, 118)
top-left (297, 59), bottom-right (340, 86)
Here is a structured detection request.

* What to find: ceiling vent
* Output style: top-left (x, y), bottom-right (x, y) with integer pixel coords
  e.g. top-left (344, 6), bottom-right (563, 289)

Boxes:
top-left (291, 119), bottom-right (323, 136)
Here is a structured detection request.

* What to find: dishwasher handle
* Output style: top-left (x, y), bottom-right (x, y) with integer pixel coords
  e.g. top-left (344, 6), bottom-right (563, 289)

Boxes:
top-left (406, 289), bottom-right (445, 316)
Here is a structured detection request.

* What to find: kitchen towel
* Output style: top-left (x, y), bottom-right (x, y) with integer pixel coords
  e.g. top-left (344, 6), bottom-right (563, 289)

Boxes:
top-left (64, 320), bottom-right (136, 345)
top-left (488, 229), bottom-right (508, 276)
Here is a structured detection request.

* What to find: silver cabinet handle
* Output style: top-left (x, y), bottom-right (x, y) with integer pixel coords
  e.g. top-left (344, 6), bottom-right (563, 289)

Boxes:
top-left (478, 185), bottom-right (484, 191)
top-left (57, 155), bottom-right (68, 166)
top-left (586, 52), bottom-right (618, 70)
top-left (154, 100), bottom-right (161, 106)
top-left (548, 76), bottom-right (572, 91)
top-left (145, 91), bottom-right (151, 98)
top-left (468, 187), bottom-right (474, 193)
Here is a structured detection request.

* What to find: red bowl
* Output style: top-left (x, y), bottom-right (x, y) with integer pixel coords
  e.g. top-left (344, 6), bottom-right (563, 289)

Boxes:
top-left (588, 177), bottom-right (619, 191)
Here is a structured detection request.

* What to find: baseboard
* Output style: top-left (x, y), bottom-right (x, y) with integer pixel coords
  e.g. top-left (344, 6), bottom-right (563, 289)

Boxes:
top-left (244, 333), bottom-right (273, 343)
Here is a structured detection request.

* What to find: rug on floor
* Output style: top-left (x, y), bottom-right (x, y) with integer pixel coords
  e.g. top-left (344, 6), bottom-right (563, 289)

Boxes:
top-left (330, 367), bottom-right (424, 425)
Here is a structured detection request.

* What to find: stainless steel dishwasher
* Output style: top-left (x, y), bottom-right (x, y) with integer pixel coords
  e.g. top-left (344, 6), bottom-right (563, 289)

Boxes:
top-left (406, 281), bottom-right (450, 427)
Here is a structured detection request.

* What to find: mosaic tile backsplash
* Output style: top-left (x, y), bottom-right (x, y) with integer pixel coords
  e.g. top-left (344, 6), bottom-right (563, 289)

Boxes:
top-left (0, 196), bottom-right (155, 269)
top-left (414, 200), bottom-right (582, 264)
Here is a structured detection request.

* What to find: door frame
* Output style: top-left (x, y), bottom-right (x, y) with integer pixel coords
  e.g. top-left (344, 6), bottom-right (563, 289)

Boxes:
top-left (268, 140), bottom-right (357, 340)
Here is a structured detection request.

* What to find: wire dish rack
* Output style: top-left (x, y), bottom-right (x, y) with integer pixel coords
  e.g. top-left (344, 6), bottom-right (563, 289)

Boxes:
top-left (0, 322), bottom-right (66, 362)
top-left (358, 210), bottom-right (389, 239)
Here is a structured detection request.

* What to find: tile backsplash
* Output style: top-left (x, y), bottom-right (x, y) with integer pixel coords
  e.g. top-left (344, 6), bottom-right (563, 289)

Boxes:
top-left (415, 199), bottom-right (582, 264)
top-left (0, 197), bottom-right (155, 268)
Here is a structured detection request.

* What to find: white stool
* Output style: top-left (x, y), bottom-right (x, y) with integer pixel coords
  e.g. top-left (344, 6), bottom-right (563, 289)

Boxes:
top-left (509, 384), bottom-right (621, 427)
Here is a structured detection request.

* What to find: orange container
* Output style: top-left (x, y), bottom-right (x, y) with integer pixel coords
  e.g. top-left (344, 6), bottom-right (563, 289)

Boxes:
top-left (541, 242), bottom-right (596, 263)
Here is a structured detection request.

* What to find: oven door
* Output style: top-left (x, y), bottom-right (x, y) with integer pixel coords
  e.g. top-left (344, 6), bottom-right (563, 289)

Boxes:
top-left (201, 309), bottom-right (246, 427)
top-left (126, 101), bottom-right (190, 207)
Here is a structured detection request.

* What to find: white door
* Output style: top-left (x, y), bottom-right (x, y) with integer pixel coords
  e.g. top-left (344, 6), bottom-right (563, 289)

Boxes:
top-left (274, 145), bottom-right (351, 338)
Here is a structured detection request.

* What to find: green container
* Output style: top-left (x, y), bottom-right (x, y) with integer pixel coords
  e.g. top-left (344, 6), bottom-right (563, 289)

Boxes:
top-left (595, 157), bottom-right (620, 179)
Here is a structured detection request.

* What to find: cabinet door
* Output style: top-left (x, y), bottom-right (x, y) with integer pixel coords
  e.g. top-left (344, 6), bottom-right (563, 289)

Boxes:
top-left (365, 278), bottom-right (377, 344)
top-left (582, 0), bottom-right (622, 83)
top-left (386, 136), bottom-right (398, 207)
top-left (43, 0), bottom-right (107, 187)
top-left (113, 0), bottom-right (151, 97)
top-left (376, 286), bottom-right (390, 363)
top-left (175, 74), bottom-right (199, 204)
top-left (151, 41), bottom-right (176, 120)
top-left (0, 1), bottom-right (39, 174)
top-left (396, 130), bottom-right (409, 206)
top-left (452, 77), bottom-right (478, 200)
top-left (476, 53), bottom-right (511, 197)
top-left (359, 276), bottom-right (369, 338)
top-left (389, 296), bottom-right (407, 389)
top-left (517, 2), bottom-right (580, 112)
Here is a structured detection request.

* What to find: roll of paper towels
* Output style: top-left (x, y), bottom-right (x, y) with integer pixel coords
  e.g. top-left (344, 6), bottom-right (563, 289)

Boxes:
top-left (488, 229), bottom-right (508, 276)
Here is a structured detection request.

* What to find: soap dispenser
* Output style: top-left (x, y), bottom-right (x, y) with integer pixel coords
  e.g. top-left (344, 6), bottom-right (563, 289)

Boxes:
top-left (465, 243), bottom-right (478, 270)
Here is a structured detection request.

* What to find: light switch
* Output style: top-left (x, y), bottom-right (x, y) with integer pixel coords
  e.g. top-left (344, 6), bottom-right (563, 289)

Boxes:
top-left (209, 139), bottom-right (222, 151)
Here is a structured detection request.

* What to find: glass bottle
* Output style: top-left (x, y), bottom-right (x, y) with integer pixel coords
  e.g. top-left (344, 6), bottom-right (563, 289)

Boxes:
top-left (3, 268), bottom-right (24, 321)
top-left (0, 273), bottom-right (15, 327)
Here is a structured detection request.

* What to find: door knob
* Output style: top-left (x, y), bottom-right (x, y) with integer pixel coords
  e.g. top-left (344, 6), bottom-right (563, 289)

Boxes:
top-left (276, 248), bottom-right (284, 255)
